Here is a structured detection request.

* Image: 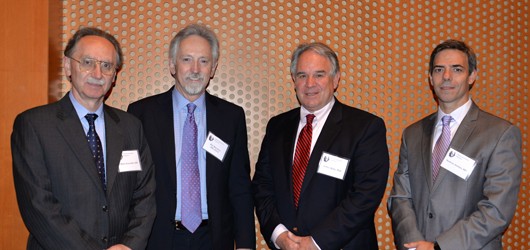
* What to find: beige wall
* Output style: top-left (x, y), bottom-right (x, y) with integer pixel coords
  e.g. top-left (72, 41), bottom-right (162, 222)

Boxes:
top-left (1, 1), bottom-right (528, 249)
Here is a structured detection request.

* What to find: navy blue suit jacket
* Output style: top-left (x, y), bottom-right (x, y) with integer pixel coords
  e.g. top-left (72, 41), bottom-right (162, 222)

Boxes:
top-left (253, 99), bottom-right (389, 249)
top-left (128, 88), bottom-right (255, 249)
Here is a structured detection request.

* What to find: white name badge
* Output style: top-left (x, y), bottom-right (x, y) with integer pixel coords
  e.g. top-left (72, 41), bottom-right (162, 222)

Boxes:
top-left (202, 132), bottom-right (229, 162)
top-left (119, 150), bottom-right (142, 172)
top-left (440, 148), bottom-right (477, 180)
top-left (317, 152), bottom-right (350, 180)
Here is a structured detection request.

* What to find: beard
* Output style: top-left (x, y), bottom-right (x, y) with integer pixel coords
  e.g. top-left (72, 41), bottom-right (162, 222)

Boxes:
top-left (181, 73), bottom-right (207, 95)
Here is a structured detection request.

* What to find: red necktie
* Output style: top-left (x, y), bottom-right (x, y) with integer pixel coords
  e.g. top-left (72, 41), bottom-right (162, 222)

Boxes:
top-left (292, 114), bottom-right (315, 208)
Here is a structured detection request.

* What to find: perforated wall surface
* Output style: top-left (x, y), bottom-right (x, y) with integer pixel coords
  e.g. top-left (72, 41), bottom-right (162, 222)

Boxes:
top-left (56, 1), bottom-right (529, 249)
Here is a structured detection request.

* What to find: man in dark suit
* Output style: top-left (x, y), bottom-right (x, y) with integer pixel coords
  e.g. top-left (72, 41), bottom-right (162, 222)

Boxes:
top-left (128, 23), bottom-right (255, 250)
top-left (11, 27), bottom-right (156, 250)
top-left (388, 40), bottom-right (522, 250)
top-left (252, 42), bottom-right (389, 249)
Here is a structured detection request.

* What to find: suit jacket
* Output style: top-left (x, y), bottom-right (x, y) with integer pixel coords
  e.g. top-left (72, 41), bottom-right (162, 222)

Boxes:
top-left (252, 99), bottom-right (389, 249)
top-left (127, 87), bottom-right (255, 249)
top-left (11, 94), bottom-right (156, 250)
top-left (388, 102), bottom-right (522, 250)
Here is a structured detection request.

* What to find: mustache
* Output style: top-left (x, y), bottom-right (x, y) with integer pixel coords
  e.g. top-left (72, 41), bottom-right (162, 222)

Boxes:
top-left (87, 77), bottom-right (105, 85)
top-left (186, 73), bottom-right (204, 81)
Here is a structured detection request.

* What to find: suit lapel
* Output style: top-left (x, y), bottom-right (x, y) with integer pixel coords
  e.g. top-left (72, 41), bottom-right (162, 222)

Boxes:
top-left (421, 114), bottom-right (437, 190)
top-left (433, 103), bottom-right (479, 190)
top-left (282, 109), bottom-right (302, 202)
top-left (157, 89), bottom-right (178, 187)
top-left (103, 106), bottom-right (124, 195)
top-left (299, 101), bottom-right (343, 198)
top-left (56, 96), bottom-right (106, 193)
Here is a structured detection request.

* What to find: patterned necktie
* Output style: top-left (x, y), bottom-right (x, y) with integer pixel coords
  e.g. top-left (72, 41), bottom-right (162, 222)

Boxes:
top-left (85, 114), bottom-right (106, 190)
top-left (181, 103), bottom-right (201, 233)
top-left (432, 115), bottom-right (452, 182)
top-left (292, 114), bottom-right (315, 208)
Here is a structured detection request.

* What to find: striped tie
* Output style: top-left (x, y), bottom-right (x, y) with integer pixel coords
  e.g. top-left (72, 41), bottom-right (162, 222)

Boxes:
top-left (292, 114), bottom-right (315, 208)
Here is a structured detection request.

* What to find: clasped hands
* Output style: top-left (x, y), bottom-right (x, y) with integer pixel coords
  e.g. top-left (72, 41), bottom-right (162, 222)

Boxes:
top-left (276, 231), bottom-right (318, 250)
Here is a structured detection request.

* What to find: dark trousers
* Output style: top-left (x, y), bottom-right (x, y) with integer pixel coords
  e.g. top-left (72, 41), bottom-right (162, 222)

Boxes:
top-left (171, 225), bottom-right (212, 250)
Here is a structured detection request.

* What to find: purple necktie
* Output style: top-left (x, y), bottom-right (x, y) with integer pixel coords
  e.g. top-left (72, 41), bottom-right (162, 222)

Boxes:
top-left (181, 103), bottom-right (201, 232)
top-left (292, 114), bottom-right (315, 208)
top-left (432, 115), bottom-right (452, 182)
top-left (85, 114), bottom-right (106, 190)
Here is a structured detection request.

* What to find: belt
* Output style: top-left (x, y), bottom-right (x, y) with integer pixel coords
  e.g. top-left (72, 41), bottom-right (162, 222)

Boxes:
top-left (174, 220), bottom-right (208, 231)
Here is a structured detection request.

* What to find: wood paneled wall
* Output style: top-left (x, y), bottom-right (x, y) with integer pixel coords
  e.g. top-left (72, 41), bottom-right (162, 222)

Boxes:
top-left (0, 1), bottom-right (49, 249)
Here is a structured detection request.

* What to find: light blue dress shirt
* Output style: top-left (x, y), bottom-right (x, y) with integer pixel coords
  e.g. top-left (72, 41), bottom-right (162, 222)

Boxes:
top-left (69, 92), bottom-right (107, 180)
top-left (172, 89), bottom-right (208, 221)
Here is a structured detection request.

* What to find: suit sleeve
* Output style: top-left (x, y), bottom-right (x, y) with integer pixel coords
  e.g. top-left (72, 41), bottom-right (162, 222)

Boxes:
top-left (436, 125), bottom-right (522, 249)
top-left (229, 108), bottom-right (257, 248)
top-left (11, 113), bottom-right (101, 249)
top-left (120, 121), bottom-right (157, 250)
top-left (310, 116), bottom-right (390, 249)
top-left (387, 130), bottom-right (426, 250)
top-left (252, 119), bottom-right (283, 247)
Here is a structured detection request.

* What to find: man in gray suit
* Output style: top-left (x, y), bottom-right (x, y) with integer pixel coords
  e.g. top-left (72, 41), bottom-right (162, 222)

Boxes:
top-left (388, 39), bottom-right (522, 250)
top-left (11, 27), bottom-right (156, 249)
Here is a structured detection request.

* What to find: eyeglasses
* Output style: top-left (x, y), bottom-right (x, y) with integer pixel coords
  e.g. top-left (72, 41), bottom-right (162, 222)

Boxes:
top-left (67, 56), bottom-right (116, 75)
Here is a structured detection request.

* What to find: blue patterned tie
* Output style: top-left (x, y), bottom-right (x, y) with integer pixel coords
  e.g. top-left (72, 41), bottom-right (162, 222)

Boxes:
top-left (85, 114), bottom-right (106, 190)
top-left (432, 115), bottom-right (452, 182)
top-left (181, 103), bottom-right (201, 232)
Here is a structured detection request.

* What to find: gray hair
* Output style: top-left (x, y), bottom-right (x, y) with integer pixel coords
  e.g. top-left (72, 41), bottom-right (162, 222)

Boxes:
top-left (169, 23), bottom-right (219, 65)
top-left (290, 42), bottom-right (340, 77)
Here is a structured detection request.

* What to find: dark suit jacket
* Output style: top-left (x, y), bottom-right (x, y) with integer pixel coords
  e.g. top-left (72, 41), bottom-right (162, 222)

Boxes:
top-left (11, 94), bottom-right (156, 250)
top-left (128, 87), bottom-right (255, 249)
top-left (388, 102), bottom-right (522, 250)
top-left (252, 99), bottom-right (389, 249)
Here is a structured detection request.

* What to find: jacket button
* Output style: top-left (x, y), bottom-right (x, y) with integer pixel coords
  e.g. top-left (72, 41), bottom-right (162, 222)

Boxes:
top-left (101, 236), bottom-right (108, 243)
top-left (102, 205), bottom-right (108, 212)
top-left (293, 227), bottom-right (298, 232)
top-left (429, 213), bottom-right (433, 219)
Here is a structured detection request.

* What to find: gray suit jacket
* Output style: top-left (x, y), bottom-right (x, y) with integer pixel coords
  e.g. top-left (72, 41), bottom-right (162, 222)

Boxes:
top-left (12, 94), bottom-right (156, 250)
top-left (388, 102), bottom-right (522, 250)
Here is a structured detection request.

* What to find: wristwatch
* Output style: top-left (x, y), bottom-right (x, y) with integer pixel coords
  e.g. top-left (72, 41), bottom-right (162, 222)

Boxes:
top-left (433, 241), bottom-right (441, 250)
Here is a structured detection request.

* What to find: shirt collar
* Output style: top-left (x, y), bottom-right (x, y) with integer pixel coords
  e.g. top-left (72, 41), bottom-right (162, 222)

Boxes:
top-left (172, 88), bottom-right (206, 112)
top-left (69, 91), bottom-right (104, 120)
top-left (300, 97), bottom-right (335, 124)
top-left (436, 97), bottom-right (472, 125)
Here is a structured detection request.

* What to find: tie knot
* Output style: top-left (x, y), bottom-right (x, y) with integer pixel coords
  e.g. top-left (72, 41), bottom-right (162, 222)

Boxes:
top-left (187, 103), bottom-right (197, 114)
top-left (85, 113), bottom-right (98, 124)
top-left (306, 114), bottom-right (315, 125)
top-left (441, 115), bottom-right (452, 126)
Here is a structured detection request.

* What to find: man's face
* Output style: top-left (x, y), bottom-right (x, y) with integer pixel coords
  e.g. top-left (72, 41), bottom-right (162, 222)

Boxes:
top-left (293, 50), bottom-right (339, 112)
top-left (429, 49), bottom-right (477, 113)
top-left (64, 35), bottom-right (117, 107)
top-left (170, 35), bottom-right (217, 101)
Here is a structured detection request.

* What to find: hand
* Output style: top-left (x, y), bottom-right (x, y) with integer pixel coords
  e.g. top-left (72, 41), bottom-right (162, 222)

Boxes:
top-left (404, 241), bottom-right (434, 250)
top-left (107, 244), bottom-right (131, 250)
top-left (287, 232), bottom-right (318, 250)
top-left (276, 231), bottom-right (299, 250)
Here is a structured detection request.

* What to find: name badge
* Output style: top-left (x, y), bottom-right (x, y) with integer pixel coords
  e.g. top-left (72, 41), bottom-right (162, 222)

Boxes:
top-left (202, 132), bottom-right (229, 162)
top-left (317, 152), bottom-right (350, 180)
top-left (119, 150), bottom-right (142, 172)
top-left (440, 148), bottom-right (477, 180)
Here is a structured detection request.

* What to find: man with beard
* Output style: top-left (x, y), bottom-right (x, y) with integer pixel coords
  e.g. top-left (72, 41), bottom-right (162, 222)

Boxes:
top-left (12, 27), bottom-right (156, 250)
top-left (128, 23), bottom-right (255, 250)
top-left (388, 39), bottom-right (522, 250)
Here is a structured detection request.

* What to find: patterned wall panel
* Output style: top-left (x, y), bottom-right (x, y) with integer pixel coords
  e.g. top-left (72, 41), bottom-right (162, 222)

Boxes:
top-left (56, 1), bottom-right (528, 249)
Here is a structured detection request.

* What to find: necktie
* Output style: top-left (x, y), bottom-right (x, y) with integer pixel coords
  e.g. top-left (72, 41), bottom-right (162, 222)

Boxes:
top-left (85, 114), bottom-right (106, 190)
top-left (292, 114), bottom-right (315, 208)
top-left (181, 103), bottom-right (201, 233)
top-left (432, 115), bottom-right (452, 182)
